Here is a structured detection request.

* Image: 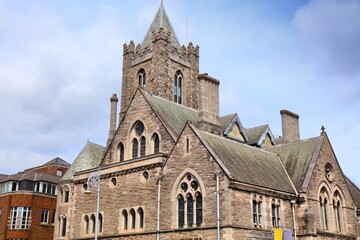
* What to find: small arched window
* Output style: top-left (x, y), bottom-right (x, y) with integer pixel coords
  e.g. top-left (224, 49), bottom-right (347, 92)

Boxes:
top-left (195, 192), bottom-right (202, 227)
top-left (178, 195), bottom-right (185, 228)
top-left (84, 215), bottom-right (89, 234)
top-left (91, 214), bottom-right (96, 233)
top-left (130, 208), bottom-right (136, 229)
top-left (319, 188), bottom-right (329, 230)
top-left (132, 139), bottom-right (138, 159)
top-left (122, 210), bottom-right (128, 230)
top-left (140, 136), bottom-right (146, 157)
top-left (152, 133), bottom-right (160, 153)
top-left (174, 70), bottom-right (182, 104)
top-left (333, 191), bottom-right (342, 232)
top-left (118, 143), bottom-right (124, 162)
top-left (138, 69), bottom-right (146, 90)
top-left (98, 213), bottom-right (103, 233)
top-left (138, 208), bottom-right (144, 229)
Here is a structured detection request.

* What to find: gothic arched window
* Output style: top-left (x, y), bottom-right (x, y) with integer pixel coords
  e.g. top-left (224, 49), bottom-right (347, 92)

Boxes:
top-left (84, 215), bottom-right (89, 234)
top-left (174, 70), bottom-right (182, 104)
top-left (176, 173), bottom-right (202, 229)
top-left (118, 142), bottom-right (124, 162)
top-left (138, 69), bottom-right (146, 90)
top-left (152, 133), bottom-right (160, 153)
top-left (333, 191), bottom-right (342, 232)
top-left (130, 208), bottom-right (136, 229)
top-left (178, 195), bottom-right (185, 228)
top-left (140, 136), bottom-right (146, 157)
top-left (122, 210), bottom-right (128, 230)
top-left (91, 214), bottom-right (96, 233)
top-left (132, 139), bottom-right (138, 159)
top-left (131, 121), bottom-right (146, 159)
top-left (319, 188), bottom-right (329, 230)
top-left (138, 207), bottom-right (144, 229)
top-left (98, 213), bottom-right (103, 233)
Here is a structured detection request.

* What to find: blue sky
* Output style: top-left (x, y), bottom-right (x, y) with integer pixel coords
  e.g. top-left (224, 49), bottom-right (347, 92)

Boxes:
top-left (1, 0), bottom-right (359, 186)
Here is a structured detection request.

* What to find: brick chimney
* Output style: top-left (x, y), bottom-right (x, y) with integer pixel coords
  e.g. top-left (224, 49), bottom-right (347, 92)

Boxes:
top-left (280, 109), bottom-right (300, 143)
top-left (197, 73), bottom-right (221, 134)
top-left (108, 93), bottom-right (118, 144)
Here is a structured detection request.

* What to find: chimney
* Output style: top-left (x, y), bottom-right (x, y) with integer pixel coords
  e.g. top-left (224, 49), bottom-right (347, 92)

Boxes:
top-left (108, 93), bottom-right (118, 144)
top-left (197, 73), bottom-right (221, 134)
top-left (280, 109), bottom-right (300, 143)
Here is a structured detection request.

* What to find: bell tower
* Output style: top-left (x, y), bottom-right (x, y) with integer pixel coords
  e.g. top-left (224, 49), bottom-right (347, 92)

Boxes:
top-left (120, 2), bottom-right (200, 118)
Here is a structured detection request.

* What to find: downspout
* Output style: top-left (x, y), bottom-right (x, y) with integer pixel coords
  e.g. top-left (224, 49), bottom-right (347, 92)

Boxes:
top-left (291, 199), bottom-right (297, 240)
top-left (215, 170), bottom-right (221, 240)
top-left (156, 171), bottom-right (163, 240)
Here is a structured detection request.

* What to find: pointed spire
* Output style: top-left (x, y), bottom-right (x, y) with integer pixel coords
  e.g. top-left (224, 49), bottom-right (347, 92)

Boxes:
top-left (141, 2), bottom-right (180, 48)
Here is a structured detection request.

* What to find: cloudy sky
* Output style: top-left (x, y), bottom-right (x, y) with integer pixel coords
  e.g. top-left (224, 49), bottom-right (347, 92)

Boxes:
top-left (1, 0), bottom-right (359, 186)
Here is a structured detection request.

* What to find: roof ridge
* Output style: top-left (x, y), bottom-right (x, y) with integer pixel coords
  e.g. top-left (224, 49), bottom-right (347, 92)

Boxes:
top-left (198, 129), bottom-right (279, 157)
top-left (269, 135), bottom-right (323, 148)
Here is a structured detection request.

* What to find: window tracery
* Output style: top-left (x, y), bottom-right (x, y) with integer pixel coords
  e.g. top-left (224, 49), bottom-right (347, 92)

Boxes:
top-left (176, 173), bottom-right (202, 228)
top-left (131, 121), bottom-right (146, 159)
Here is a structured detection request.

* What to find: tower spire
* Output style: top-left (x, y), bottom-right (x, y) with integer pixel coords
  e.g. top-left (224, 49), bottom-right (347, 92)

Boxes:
top-left (141, 2), bottom-right (180, 48)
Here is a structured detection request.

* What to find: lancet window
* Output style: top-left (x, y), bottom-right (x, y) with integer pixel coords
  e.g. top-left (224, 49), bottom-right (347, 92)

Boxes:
top-left (319, 188), bottom-right (329, 230)
top-left (138, 69), bottom-right (146, 90)
top-left (174, 70), bottom-right (182, 104)
top-left (252, 195), bottom-right (263, 227)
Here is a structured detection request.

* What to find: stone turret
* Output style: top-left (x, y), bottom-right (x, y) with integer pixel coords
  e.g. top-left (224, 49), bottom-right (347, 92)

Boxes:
top-left (119, 2), bottom-right (200, 119)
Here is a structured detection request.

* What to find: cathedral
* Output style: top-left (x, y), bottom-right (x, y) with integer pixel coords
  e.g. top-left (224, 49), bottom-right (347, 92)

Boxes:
top-left (54, 3), bottom-right (360, 240)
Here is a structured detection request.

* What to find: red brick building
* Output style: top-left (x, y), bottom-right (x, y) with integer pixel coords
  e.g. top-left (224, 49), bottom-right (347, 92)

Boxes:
top-left (0, 157), bottom-right (70, 240)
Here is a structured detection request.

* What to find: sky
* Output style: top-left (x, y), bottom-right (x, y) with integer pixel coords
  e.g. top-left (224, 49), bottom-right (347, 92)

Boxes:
top-left (0, 0), bottom-right (359, 186)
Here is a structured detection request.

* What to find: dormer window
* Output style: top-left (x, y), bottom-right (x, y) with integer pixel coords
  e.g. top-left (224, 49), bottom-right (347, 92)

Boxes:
top-left (174, 70), bottom-right (182, 104)
top-left (138, 69), bottom-right (146, 90)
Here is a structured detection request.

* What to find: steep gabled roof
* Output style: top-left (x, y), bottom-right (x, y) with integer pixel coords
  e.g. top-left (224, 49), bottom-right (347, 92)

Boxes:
top-left (245, 124), bottom-right (276, 147)
top-left (142, 2), bottom-right (180, 48)
top-left (61, 141), bottom-right (104, 182)
top-left (345, 176), bottom-right (360, 210)
top-left (220, 113), bottom-right (237, 133)
top-left (267, 136), bottom-right (323, 191)
top-left (143, 92), bottom-right (199, 138)
top-left (245, 125), bottom-right (268, 145)
top-left (198, 130), bottom-right (296, 194)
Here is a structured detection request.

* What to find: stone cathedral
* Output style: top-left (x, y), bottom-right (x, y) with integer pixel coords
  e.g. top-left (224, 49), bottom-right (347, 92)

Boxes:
top-left (55, 3), bottom-right (360, 240)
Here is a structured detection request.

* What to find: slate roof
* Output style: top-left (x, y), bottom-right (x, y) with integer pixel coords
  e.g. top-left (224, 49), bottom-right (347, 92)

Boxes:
top-left (345, 176), bottom-right (360, 209)
top-left (143, 92), bottom-right (198, 138)
top-left (0, 170), bottom-right (61, 184)
top-left (220, 113), bottom-right (237, 133)
top-left (267, 136), bottom-right (323, 191)
top-left (198, 131), bottom-right (296, 194)
top-left (61, 141), bottom-right (105, 182)
top-left (43, 157), bottom-right (71, 167)
top-left (142, 2), bottom-right (180, 49)
top-left (245, 125), bottom-right (268, 145)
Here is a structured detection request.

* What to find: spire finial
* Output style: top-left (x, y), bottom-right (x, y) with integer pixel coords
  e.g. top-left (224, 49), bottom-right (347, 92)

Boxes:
top-left (321, 125), bottom-right (326, 135)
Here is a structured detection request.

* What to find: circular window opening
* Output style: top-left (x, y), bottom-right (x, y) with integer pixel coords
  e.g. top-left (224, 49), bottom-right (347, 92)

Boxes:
top-left (135, 122), bottom-right (145, 136)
